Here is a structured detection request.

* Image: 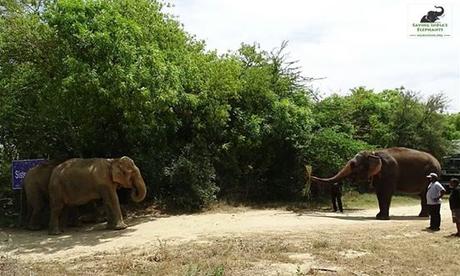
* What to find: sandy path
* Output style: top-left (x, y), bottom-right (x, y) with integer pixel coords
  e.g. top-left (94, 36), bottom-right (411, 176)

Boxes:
top-left (0, 204), bottom-right (453, 261)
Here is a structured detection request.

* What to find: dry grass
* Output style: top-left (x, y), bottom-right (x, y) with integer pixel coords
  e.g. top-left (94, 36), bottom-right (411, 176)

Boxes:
top-left (0, 254), bottom-right (35, 275)
top-left (14, 222), bottom-right (460, 276)
top-left (206, 193), bottom-right (420, 214)
top-left (1, 195), bottom-right (449, 275)
top-left (342, 192), bottom-right (420, 209)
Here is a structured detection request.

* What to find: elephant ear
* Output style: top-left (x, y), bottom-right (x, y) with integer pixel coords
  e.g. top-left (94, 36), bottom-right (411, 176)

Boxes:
top-left (111, 160), bottom-right (131, 188)
top-left (367, 154), bottom-right (382, 178)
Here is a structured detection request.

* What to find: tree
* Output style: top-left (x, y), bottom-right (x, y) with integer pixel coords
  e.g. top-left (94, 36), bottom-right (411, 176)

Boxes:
top-left (0, 1), bottom-right (318, 208)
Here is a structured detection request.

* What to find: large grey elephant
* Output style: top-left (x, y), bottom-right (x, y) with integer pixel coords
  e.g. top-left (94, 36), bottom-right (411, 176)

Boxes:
top-left (311, 147), bottom-right (441, 220)
top-left (48, 156), bottom-right (147, 235)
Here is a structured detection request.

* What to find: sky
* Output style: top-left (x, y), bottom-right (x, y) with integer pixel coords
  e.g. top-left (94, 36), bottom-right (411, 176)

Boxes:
top-left (168, 0), bottom-right (460, 113)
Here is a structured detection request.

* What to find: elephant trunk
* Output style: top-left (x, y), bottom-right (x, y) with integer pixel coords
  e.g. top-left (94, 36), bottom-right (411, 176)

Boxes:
top-left (435, 6), bottom-right (444, 16)
top-left (311, 162), bottom-right (353, 184)
top-left (130, 170), bottom-right (147, 202)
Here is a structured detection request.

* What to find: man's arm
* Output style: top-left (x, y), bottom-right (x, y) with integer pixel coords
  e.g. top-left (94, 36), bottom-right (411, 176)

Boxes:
top-left (437, 183), bottom-right (446, 200)
top-left (438, 190), bottom-right (446, 200)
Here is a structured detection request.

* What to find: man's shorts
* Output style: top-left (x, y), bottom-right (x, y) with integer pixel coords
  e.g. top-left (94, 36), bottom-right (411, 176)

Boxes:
top-left (452, 209), bottom-right (460, 223)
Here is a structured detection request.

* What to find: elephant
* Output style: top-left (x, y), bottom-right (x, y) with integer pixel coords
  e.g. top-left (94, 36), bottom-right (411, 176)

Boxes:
top-left (22, 160), bottom-right (62, 230)
top-left (420, 6), bottom-right (444, 23)
top-left (22, 159), bottom-right (101, 230)
top-left (311, 147), bottom-right (441, 220)
top-left (48, 156), bottom-right (147, 235)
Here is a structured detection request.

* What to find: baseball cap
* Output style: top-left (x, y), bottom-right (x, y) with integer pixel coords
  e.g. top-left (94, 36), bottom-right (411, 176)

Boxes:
top-left (426, 172), bottom-right (438, 178)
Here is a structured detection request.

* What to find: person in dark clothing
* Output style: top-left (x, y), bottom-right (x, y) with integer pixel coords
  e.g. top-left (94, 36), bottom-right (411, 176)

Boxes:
top-left (448, 178), bottom-right (460, 237)
top-left (331, 182), bottom-right (343, 212)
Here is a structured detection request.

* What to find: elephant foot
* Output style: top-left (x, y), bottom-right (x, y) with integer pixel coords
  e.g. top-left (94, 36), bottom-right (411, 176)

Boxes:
top-left (27, 224), bottom-right (42, 231)
top-left (48, 228), bottom-right (63, 235)
top-left (81, 214), bottom-right (106, 223)
top-left (376, 213), bottom-right (390, 220)
top-left (69, 222), bottom-right (82, 228)
top-left (107, 222), bottom-right (128, 230)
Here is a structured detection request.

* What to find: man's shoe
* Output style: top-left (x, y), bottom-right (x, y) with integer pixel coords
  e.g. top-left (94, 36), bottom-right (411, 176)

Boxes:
top-left (431, 228), bottom-right (440, 231)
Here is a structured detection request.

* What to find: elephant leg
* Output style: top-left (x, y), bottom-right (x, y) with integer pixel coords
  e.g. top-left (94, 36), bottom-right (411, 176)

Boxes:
top-left (418, 191), bottom-right (429, 217)
top-left (375, 192), bottom-right (390, 220)
top-left (27, 194), bottom-right (46, 230)
top-left (104, 203), bottom-right (115, 227)
top-left (79, 201), bottom-right (106, 223)
top-left (121, 204), bottom-right (127, 219)
top-left (49, 201), bottom-right (64, 235)
top-left (95, 202), bottom-right (107, 223)
top-left (101, 190), bottom-right (127, 230)
top-left (59, 207), bottom-right (69, 230)
top-left (28, 202), bottom-right (44, 230)
top-left (66, 206), bottom-right (82, 227)
top-left (375, 182), bottom-right (393, 220)
top-left (59, 206), bottom-right (80, 228)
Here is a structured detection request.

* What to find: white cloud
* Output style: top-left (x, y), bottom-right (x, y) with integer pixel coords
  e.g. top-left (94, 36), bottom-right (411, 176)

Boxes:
top-left (169, 0), bottom-right (460, 112)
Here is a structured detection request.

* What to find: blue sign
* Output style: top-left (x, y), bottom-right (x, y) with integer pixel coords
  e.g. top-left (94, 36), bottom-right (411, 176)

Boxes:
top-left (11, 159), bottom-right (46, 190)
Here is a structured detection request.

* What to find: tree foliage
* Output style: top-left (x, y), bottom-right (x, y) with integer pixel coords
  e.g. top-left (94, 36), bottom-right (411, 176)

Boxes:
top-left (0, 0), bottom-right (315, 207)
top-left (313, 88), bottom-right (454, 160)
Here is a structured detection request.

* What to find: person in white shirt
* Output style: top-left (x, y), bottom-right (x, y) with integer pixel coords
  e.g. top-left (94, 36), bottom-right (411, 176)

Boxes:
top-left (426, 173), bottom-right (446, 231)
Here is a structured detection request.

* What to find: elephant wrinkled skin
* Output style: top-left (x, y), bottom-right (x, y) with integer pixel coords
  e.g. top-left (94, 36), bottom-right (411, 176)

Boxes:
top-left (311, 147), bottom-right (441, 220)
top-left (48, 156), bottom-right (147, 235)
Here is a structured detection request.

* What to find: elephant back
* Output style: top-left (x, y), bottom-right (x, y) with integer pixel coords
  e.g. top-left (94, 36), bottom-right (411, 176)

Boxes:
top-left (382, 147), bottom-right (441, 193)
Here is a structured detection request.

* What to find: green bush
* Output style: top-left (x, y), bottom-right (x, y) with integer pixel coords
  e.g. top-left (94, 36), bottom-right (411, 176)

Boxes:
top-left (306, 128), bottom-right (370, 177)
top-left (162, 145), bottom-right (218, 211)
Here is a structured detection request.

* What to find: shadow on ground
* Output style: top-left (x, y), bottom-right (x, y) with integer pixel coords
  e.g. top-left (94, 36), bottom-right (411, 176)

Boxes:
top-left (293, 208), bottom-right (428, 222)
top-left (0, 214), bottom-right (162, 257)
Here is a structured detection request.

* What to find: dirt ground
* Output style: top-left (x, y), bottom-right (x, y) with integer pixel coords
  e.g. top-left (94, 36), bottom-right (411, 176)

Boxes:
top-left (1, 203), bottom-right (459, 275)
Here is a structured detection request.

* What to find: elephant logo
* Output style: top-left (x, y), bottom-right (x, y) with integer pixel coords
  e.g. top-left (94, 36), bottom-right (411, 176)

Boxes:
top-left (420, 6), bottom-right (444, 23)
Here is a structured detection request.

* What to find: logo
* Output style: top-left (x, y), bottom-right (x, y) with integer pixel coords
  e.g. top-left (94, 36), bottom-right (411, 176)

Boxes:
top-left (408, 4), bottom-right (452, 38)
top-left (420, 6), bottom-right (444, 22)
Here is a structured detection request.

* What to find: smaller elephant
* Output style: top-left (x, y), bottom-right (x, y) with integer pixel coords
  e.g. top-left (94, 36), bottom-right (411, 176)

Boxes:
top-left (48, 156), bottom-right (147, 235)
top-left (22, 160), bottom-right (62, 230)
top-left (22, 159), bottom-right (86, 230)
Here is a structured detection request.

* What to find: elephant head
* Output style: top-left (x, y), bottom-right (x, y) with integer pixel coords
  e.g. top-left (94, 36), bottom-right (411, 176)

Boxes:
top-left (311, 151), bottom-right (382, 185)
top-left (421, 6), bottom-right (444, 22)
top-left (111, 156), bottom-right (147, 202)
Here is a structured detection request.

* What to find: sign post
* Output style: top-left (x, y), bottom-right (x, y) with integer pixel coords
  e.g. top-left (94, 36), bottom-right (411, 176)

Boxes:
top-left (11, 159), bottom-right (46, 227)
top-left (11, 159), bottom-right (46, 190)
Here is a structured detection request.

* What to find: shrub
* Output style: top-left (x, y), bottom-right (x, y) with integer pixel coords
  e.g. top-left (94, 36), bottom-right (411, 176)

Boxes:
top-left (162, 145), bottom-right (218, 211)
